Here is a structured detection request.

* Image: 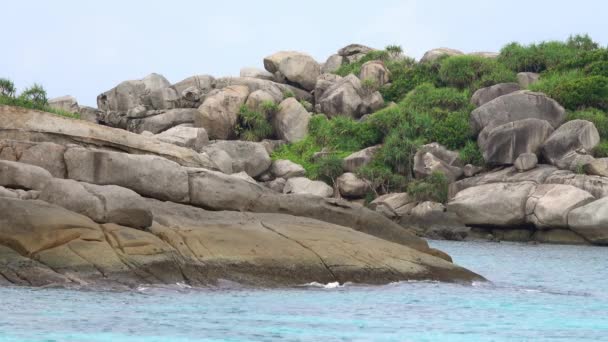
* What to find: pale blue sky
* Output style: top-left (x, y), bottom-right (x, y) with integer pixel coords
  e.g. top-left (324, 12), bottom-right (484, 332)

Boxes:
top-left (1, 0), bottom-right (607, 106)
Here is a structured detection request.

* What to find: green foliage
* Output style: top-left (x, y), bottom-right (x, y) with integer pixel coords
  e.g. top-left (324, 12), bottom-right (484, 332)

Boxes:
top-left (378, 123), bottom-right (422, 178)
top-left (593, 141), bottom-right (608, 158)
top-left (567, 108), bottom-right (608, 138)
top-left (402, 83), bottom-right (469, 112)
top-left (361, 78), bottom-right (379, 94)
top-left (334, 50), bottom-right (390, 77)
top-left (584, 61), bottom-right (608, 77)
top-left (357, 159), bottom-right (407, 194)
top-left (406, 172), bottom-right (449, 203)
top-left (0, 78), bottom-right (16, 97)
top-left (236, 103), bottom-right (275, 141)
top-left (499, 41), bottom-right (578, 73)
top-left (528, 69), bottom-right (583, 94)
top-left (271, 136), bottom-right (320, 177)
top-left (282, 90), bottom-right (295, 98)
top-left (566, 34), bottom-right (599, 51)
top-left (550, 76), bottom-right (608, 110)
top-left (19, 83), bottom-right (47, 107)
top-left (439, 55), bottom-right (516, 91)
top-left (459, 140), bottom-right (485, 166)
top-left (380, 60), bottom-right (441, 103)
top-left (315, 154), bottom-right (344, 185)
top-left (308, 115), bottom-right (381, 151)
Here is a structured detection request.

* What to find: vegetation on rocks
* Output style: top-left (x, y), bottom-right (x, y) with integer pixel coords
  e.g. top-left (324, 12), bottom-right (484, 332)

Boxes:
top-left (0, 78), bottom-right (79, 118)
top-left (236, 101), bottom-right (277, 141)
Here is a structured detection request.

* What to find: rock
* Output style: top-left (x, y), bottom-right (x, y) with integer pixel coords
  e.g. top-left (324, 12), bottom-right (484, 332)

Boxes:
top-left (532, 229), bottom-right (589, 245)
top-left (420, 48), bottom-right (463, 63)
top-left (263, 51), bottom-right (320, 91)
top-left (265, 178), bottom-right (286, 193)
top-left (0, 160), bottom-right (52, 191)
top-left (479, 118), bottom-right (554, 165)
top-left (97, 73), bottom-right (177, 112)
top-left (463, 164), bottom-right (483, 177)
top-left (64, 147), bottom-right (190, 203)
top-left (16, 142), bottom-right (67, 178)
top-left (0, 186), bottom-right (17, 198)
top-left (284, 177), bottom-right (334, 197)
top-left (449, 165), bottom-right (558, 199)
top-left (525, 184), bottom-right (595, 229)
top-left (244, 90), bottom-right (277, 113)
top-left (126, 108), bottom-right (198, 134)
top-left (568, 197), bottom-right (608, 245)
top-left (414, 143), bottom-right (464, 182)
top-left (545, 171), bottom-right (608, 199)
top-left (517, 72), bottom-right (540, 88)
top-left (470, 91), bottom-right (566, 135)
top-left (447, 182), bottom-right (536, 226)
top-left (274, 98), bottom-right (311, 143)
top-left (77, 106), bottom-right (102, 123)
top-left (260, 139), bottom-right (286, 155)
top-left (359, 60), bottom-right (390, 86)
top-left (155, 125), bottom-right (208, 152)
top-left (316, 74), bottom-right (383, 118)
top-left (542, 120), bottom-right (600, 171)
top-left (205, 148), bottom-right (233, 174)
top-left (470, 83), bottom-right (520, 107)
top-left (514, 153), bottom-right (539, 172)
top-left (338, 44), bottom-right (374, 57)
top-left (39, 178), bottom-right (152, 229)
top-left (313, 73), bottom-right (343, 104)
top-left (342, 145), bottom-right (381, 172)
top-left (337, 172), bottom-right (370, 198)
top-left (203, 141), bottom-right (271, 177)
top-left (240, 67), bottom-right (275, 81)
top-left (195, 85), bottom-right (250, 140)
top-left (584, 158), bottom-right (608, 177)
top-left (0, 106), bottom-right (217, 169)
top-left (213, 76), bottom-right (311, 102)
top-left (409, 201), bottom-right (469, 241)
top-left (369, 193), bottom-right (418, 219)
top-left (270, 160), bottom-right (306, 179)
top-left (322, 54), bottom-right (344, 73)
top-left (48, 95), bottom-right (79, 113)
top-left (230, 171), bottom-right (257, 184)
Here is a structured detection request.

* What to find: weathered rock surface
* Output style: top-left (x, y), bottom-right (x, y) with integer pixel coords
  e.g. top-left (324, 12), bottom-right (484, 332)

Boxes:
top-left (584, 158), bottom-right (608, 177)
top-left (274, 98), bottom-right (311, 143)
top-left (284, 177), bottom-right (333, 198)
top-left (525, 184), bottom-right (595, 229)
top-left (414, 143), bottom-right (464, 182)
top-left (203, 141), bottom-right (271, 177)
top-left (155, 125), bottom-right (209, 152)
top-left (359, 60), bottom-right (390, 86)
top-left (544, 171), bottom-right (608, 199)
top-left (48, 95), bottom-right (79, 113)
top-left (337, 172), bottom-right (370, 198)
top-left (448, 182), bottom-right (536, 226)
top-left (97, 73), bottom-right (177, 112)
top-left (195, 85), bottom-right (250, 140)
top-left (470, 91), bottom-right (565, 135)
top-left (0, 160), bottom-right (52, 191)
top-left (420, 48), bottom-right (463, 63)
top-left (0, 106), bottom-right (216, 169)
top-left (1, 141), bottom-right (67, 178)
top-left (517, 72), bottom-right (540, 88)
top-left (514, 153), bottom-right (539, 172)
top-left (478, 119), bottom-right (554, 165)
top-left (125, 108), bottom-right (198, 134)
top-left (270, 160), bottom-right (305, 179)
top-left (568, 197), bottom-right (608, 245)
top-left (322, 54), bottom-right (344, 73)
top-left (263, 51), bottom-right (320, 91)
top-left (342, 145), bottom-right (381, 172)
top-left (315, 75), bottom-right (383, 119)
top-left (471, 83), bottom-right (520, 107)
top-left (239, 67), bottom-right (275, 81)
top-left (542, 120), bottom-right (599, 171)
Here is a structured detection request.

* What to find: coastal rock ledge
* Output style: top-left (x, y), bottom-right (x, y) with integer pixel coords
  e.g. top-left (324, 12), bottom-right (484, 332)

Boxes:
top-left (0, 107), bottom-right (482, 288)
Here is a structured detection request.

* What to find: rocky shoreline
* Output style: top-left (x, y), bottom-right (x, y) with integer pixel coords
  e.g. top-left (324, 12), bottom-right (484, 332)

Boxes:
top-left (2, 40), bottom-right (608, 287)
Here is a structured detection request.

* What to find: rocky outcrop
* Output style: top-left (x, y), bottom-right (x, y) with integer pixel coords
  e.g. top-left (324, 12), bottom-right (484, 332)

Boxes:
top-left (517, 72), bottom-right (540, 88)
top-left (359, 60), bottom-right (390, 86)
top-left (370, 193), bottom-right (417, 219)
top-left (544, 171), bottom-right (608, 199)
top-left (525, 184), bottom-right (595, 229)
top-left (342, 145), bottom-right (381, 172)
top-left (322, 54), bottom-right (344, 73)
top-left (413, 143), bottom-right (463, 182)
top-left (0, 160), bottom-right (53, 191)
top-left (202, 141), bottom-right (271, 178)
top-left (270, 160), bottom-right (305, 179)
top-left (154, 125), bottom-right (209, 152)
top-left (263, 51), bottom-right (320, 91)
top-left (274, 98), bottom-right (311, 143)
top-left (584, 158), bottom-right (608, 177)
top-left (48, 95), bottom-right (79, 113)
top-left (124, 108), bottom-right (198, 134)
top-left (420, 48), bottom-right (463, 63)
top-left (283, 177), bottom-right (333, 197)
top-left (195, 85), bottom-right (250, 140)
top-left (568, 197), bottom-right (608, 245)
top-left (338, 44), bottom-right (374, 63)
top-left (239, 67), bottom-right (275, 81)
top-left (97, 73), bottom-right (177, 112)
top-left (470, 83), bottom-right (520, 107)
top-left (315, 74), bottom-right (384, 119)
top-left (514, 153), bottom-right (538, 172)
top-left (470, 91), bottom-right (566, 135)
top-left (0, 106), bottom-right (217, 169)
top-left (337, 172), bottom-right (370, 198)
top-left (542, 120), bottom-right (599, 171)
top-left (478, 118), bottom-right (554, 165)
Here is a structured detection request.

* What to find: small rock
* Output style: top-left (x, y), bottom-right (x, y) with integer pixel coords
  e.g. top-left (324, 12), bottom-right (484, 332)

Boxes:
top-left (514, 153), bottom-right (538, 172)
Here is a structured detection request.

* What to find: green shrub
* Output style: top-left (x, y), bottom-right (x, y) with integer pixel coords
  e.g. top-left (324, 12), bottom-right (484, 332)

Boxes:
top-left (584, 61), bottom-right (608, 77)
top-left (551, 76), bottom-right (608, 110)
top-left (316, 154), bottom-right (344, 185)
top-left (271, 136), bottom-right (320, 177)
top-left (283, 90), bottom-right (295, 98)
top-left (406, 172), bottom-right (449, 203)
top-left (459, 140), bottom-right (485, 166)
top-left (439, 55), bottom-right (515, 91)
top-left (357, 159), bottom-right (407, 194)
top-left (567, 108), bottom-right (608, 138)
top-left (499, 41), bottom-right (578, 73)
top-left (380, 60), bottom-right (442, 103)
top-left (308, 115), bottom-right (381, 151)
top-left (19, 83), bottom-right (47, 107)
top-left (593, 140), bottom-right (608, 157)
top-left (377, 123), bottom-right (423, 178)
top-left (235, 103), bottom-right (275, 141)
top-left (334, 50), bottom-right (390, 77)
top-left (402, 83), bottom-right (469, 112)
top-left (429, 110), bottom-right (473, 150)
top-left (529, 69), bottom-right (584, 94)
top-left (566, 34), bottom-right (599, 51)
top-left (0, 78), bottom-right (16, 97)
top-left (555, 48), bottom-right (608, 71)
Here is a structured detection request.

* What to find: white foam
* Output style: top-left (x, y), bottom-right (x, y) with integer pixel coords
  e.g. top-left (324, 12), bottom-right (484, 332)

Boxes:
top-left (302, 281), bottom-right (343, 289)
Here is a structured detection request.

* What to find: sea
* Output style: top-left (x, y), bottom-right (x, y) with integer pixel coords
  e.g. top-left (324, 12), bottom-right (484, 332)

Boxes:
top-left (0, 240), bottom-right (606, 341)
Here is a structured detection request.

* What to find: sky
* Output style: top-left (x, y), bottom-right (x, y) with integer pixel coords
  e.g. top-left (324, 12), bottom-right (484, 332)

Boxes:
top-left (1, 0), bottom-right (607, 106)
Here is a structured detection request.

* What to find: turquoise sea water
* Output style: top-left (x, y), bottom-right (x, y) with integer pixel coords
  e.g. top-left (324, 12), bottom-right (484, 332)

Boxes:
top-left (1, 241), bottom-right (607, 342)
